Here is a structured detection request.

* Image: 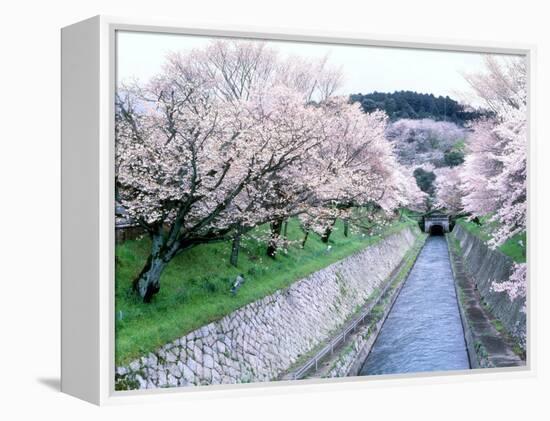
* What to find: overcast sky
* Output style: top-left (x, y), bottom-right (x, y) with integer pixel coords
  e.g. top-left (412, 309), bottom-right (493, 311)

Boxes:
top-left (116, 31), bottom-right (510, 104)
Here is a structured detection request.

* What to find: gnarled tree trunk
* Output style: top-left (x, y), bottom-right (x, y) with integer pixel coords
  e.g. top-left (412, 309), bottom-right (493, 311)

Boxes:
top-left (266, 218), bottom-right (284, 258)
top-left (132, 253), bottom-right (168, 303)
top-left (132, 229), bottom-right (173, 303)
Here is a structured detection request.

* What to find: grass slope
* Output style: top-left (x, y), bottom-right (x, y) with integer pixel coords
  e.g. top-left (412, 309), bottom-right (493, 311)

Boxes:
top-left (115, 216), bottom-right (417, 365)
top-left (455, 217), bottom-right (526, 263)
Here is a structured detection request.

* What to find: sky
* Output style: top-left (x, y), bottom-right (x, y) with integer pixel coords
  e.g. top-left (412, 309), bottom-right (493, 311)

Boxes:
top-left (116, 30), bottom-right (509, 104)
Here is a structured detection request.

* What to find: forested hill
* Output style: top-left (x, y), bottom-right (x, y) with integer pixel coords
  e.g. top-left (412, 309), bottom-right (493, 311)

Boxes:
top-left (349, 91), bottom-right (488, 126)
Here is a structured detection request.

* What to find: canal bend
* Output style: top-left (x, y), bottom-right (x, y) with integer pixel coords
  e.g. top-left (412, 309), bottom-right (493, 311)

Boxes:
top-left (360, 235), bottom-right (470, 376)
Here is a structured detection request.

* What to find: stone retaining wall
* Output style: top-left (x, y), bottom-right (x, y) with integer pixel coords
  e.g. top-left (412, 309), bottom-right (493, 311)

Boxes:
top-left (116, 226), bottom-right (418, 390)
top-left (452, 224), bottom-right (526, 345)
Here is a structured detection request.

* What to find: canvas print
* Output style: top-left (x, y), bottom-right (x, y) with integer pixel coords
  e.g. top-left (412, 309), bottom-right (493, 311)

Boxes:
top-left (114, 30), bottom-right (527, 391)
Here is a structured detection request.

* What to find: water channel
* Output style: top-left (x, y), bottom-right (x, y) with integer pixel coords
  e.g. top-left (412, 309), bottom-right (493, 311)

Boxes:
top-left (359, 235), bottom-right (470, 376)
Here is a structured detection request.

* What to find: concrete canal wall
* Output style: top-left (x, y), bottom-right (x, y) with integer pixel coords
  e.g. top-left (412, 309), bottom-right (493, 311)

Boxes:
top-left (451, 224), bottom-right (526, 346)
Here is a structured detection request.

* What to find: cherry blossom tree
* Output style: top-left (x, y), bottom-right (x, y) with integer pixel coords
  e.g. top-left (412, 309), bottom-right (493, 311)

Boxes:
top-left (229, 87), bottom-right (328, 258)
top-left (176, 41), bottom-right (345, 259)
top-left (433, 166), bottom-right (463, 215)
top-left (386, 118), bottom-right (466, 168)
top-left (117, 54), bottom-right (327, 301)
top-left (460, 56), bottom-right (527, 307)
top-left (275, 55), bottom-right (344, 102)
top-left (460, 120), bottom-right (502, 217)
top-left (116, 39), bottom-right (421, 302)
top-left (462, 55), bottom-right (526, 117)
top-left (298, 100), bottom-right (425, 243)
top-left (116, 41), bottom-right (352, 300)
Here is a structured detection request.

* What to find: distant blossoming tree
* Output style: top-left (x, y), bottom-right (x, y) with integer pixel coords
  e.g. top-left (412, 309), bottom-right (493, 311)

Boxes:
top-left (386, 118), bottom-right (466, 168)
top-left (433, 166), bottom-right (463, 215)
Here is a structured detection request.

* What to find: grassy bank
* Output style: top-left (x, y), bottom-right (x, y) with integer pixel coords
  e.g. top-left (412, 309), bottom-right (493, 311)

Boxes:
top-left (115, 216), bottom-right (418, 365)
top-left (455, 217), bottom-right (526, 263)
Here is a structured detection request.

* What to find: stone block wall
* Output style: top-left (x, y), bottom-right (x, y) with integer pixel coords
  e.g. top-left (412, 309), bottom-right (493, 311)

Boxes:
top-left (116, 227), bottom-right (418, 390)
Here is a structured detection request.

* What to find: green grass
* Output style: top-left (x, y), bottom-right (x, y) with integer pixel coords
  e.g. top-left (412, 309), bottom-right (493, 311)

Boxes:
top-left (491, 319), bottom-right (504, 333)
top-left (115, 215), bottom-right (418, 366)
top-left (455, 217), bottom-right (526, 263)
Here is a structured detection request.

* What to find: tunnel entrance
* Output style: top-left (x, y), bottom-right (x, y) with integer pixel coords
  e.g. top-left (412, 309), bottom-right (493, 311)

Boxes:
top-left (423, 214), bottom-right (450, 234)
top-left (429, 224), bottom-right (444, 236)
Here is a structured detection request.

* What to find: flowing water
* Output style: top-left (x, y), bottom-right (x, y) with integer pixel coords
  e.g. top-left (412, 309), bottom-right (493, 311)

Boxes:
top-left (359, 235), bottom-right (470, 376)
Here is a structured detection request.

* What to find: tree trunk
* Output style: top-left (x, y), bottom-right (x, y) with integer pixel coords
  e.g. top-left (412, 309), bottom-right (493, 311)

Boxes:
top-left (230, 225), bottom-right (243, 267)
top-left (132, 252), bottom-right (168, 303)
top-left (283, 220), bottom-right (288, 239)
top-left (266, 218), bottom-right (284, 258)
top-left (301, 230), bottom-right (309, 248)
top-left (131, 222), bottom-right (233, 302)
top-left (321, 227), bottom-right (332, 243)
top-left (343, 220), bottom-right (349, 237)
top-left (132, 230), bottom-right (170, 303)
top-left (321, 219), bottom-right (337, 243)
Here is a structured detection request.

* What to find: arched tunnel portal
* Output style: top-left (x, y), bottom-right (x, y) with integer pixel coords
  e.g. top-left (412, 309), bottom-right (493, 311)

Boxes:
top-left (423, 215), bottom-right (450, 235)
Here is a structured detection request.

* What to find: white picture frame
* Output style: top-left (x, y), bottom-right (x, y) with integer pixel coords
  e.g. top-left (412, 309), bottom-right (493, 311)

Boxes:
top-left (61, 15), bottom-right (535, 405)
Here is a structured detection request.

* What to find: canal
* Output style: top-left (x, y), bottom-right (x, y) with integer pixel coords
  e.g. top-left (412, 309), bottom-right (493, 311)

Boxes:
top-left (359, 235), bottom-right (470, 376)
